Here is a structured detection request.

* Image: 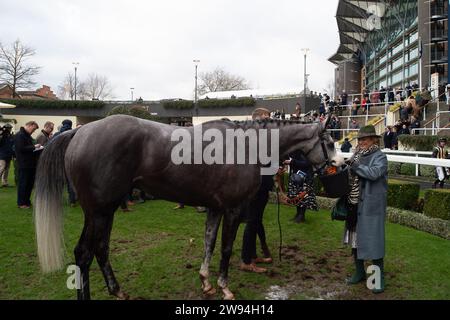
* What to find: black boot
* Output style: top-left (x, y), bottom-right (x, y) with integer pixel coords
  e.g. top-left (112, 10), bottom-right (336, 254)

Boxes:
top-left (294, 207), bottom-right (306, 223)
top-left (346, 249), bottom-right (366, 285)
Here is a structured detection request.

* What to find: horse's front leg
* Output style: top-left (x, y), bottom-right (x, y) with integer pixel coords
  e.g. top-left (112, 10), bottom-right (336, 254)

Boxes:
top-left (217, 208), bottom-right (241, 300)
top-left (199, 209), bottom-right (223, 296)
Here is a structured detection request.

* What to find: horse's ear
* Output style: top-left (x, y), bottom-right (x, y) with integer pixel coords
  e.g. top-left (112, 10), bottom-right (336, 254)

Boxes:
top-left (321, 115), bottom-right (331, 132)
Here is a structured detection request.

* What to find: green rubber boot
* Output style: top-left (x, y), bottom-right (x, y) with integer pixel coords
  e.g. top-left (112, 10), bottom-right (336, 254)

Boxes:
top-left (346, 250), bottom-right (366, 285)
top-left (371, 258), bottom-right (385, 294)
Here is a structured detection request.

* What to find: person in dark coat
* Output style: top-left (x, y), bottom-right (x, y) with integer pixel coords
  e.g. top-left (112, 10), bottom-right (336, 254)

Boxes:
top-left (344, 125), bottom-right (388, 294)
top-left (53, 119), bottom-right (73, 138)
top-left (240, 108), bottom-right (274, 273)
top-left (341, 138), bottom-right (352, 153)
top-left (14, 121), bottom-right (41, 209)
top-left (283, 150), bottom-right (315, 223)
top-left (383, 126), bottom-right (394, 149)
top-left (0, 123), bottom-right (15, 187)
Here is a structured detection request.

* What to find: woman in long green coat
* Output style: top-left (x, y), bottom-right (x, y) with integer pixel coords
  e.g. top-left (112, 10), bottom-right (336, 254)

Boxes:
top-left (344, 125), bottom-right (388, 294)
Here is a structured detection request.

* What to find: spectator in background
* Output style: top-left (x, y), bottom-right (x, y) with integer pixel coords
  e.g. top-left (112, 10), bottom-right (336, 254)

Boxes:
top-left (383, 126), bottom-right (394, 149)
top-left (380, 86), bottom-right (386, 103)
top-left (0, 124), bottom-right (15, 187)
top-left (420, 87), bottom-right (432, 107)
top-left (331, 116), bottom-right (341, 140)
top-left (295, 103), bottom-right (302, 118)
top-left (341, 138), bottom-right (352, 153)
top-left (397, 124), bottom-right (410, 136)
top-left (406, 83), bottom-right (413, 97)
top-left (351, 98), bottom-right (359, 116)
top-left (341, 91), bottom-right (348, 107)
top-left (433, 138), bottom-right (449, 189)
top-left (388, 87), bottom-right (395, 103)
top-left (14, 121), bottom-right (42, 209)
top-left (350, 119), bottom-right (360, 130)
top-left (410, 116), bottom-right (421, 135)
top-left (36, 121), bottom-right (54, 146)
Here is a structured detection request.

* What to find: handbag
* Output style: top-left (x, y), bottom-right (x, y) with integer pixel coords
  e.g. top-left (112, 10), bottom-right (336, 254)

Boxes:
top-left (331, 196), bottom-right (350, 221)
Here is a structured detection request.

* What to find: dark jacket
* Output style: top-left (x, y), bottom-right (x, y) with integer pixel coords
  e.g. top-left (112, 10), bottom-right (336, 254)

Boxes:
top-left (53, 120), bottom-right (73, 138)
top-left (383, 131), bottom-right (393, 149)
top-left (14, 127), bottom-right (39, 169)
top-left (289, 150), bottom-right (313, 183)
top-left (36, 130), bottom-right (51, 146)
top-left (0, 132), bottom-right (15, 161)
top-left (341, 141), bottom-right (352, 153)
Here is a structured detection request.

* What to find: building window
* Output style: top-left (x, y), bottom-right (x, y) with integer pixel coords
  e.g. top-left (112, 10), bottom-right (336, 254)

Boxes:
top-left (409, 32), bottom-right (418, 44)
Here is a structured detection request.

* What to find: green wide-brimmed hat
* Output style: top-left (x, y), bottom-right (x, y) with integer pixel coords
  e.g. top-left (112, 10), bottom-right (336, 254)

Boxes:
top-left (357, 125), bottom-right (381, 139)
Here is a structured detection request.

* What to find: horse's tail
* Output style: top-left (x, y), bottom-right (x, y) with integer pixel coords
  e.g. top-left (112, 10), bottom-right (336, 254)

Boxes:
top-left (34, 128), bottom-right (79, 273)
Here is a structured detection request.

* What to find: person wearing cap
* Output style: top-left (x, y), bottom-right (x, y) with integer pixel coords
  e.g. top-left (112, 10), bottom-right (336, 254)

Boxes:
top-left (0, 123), bottom-right (15, 187)
top-left (432, 138), bottom-right (449, 189)
top-left (344, 125), bottom-right (388, 294)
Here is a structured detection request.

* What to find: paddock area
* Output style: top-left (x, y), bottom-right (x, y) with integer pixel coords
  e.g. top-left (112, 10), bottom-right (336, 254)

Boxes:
top-left (0, 179), bottom-right (449, 300)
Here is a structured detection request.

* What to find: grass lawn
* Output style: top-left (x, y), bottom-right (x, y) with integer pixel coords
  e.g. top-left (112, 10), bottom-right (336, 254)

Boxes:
top-left (0, 175), bottom-right (449, 300)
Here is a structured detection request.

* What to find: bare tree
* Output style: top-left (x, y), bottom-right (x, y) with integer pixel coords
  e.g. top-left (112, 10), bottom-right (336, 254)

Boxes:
top-left (57, 72), bottom-right (76, 100)
top-left (0, 39), bottom-right (40, 98)
top-left (78, 73), bottom-right (114, 100)
top-left (198, 67), bottom-right (250, 96)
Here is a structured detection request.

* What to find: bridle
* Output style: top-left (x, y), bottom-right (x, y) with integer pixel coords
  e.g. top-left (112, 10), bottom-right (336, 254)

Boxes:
top-left (302, 132), bottom-right (332, 175)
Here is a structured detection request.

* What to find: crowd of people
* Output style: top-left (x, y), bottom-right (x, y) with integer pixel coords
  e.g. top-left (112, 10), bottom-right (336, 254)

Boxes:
top-left (0, 119), bottom-right (79, 209)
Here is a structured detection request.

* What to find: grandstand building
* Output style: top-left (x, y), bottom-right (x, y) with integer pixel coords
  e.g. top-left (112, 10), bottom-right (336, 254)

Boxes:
top-left (329, 0), bottom-right (449, 97)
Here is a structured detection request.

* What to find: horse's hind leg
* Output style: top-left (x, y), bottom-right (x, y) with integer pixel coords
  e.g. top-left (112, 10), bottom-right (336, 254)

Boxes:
top-left (74, 218), bottom-right (95, 300)
top-left (217, 208), bottom-right (241, 300)
top-left (199, 208), bottom-right (223, 296)
top-left (93, 211), bottom-right (129, 300)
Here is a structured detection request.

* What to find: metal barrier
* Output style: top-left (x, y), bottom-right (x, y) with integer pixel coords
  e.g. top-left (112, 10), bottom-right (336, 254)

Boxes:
top-left (338, 151), bottom-right (450, 168)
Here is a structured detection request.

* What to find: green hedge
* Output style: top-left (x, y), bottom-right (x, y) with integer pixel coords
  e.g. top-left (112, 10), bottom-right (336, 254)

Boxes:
top-left (0, 99), bottom-right (105, 109)
top-left (107, 105), bottom-right (165, 123)
top-left (155, 97), bottom-right (258, 110)
top-left (197, 97), bottom-right (256, 109)
top-left (398, 135), bottom-right (446, 151)
top-left (423, 189), bottom-right (450, 221)
top-left (162, 100), bottom-right (194, 110)
top-left (387, 179), bottom-right (420, 210)
top-left (387, 208), bottom-right (450, 240)
top-left (388, 162), bottom-right (437, 179)
top-left (314, 196), bottom-right (450, 240)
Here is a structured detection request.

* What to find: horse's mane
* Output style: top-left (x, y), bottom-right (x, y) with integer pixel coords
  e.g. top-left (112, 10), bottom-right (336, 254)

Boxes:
top-left (229, 118), bottom-right (315, 129)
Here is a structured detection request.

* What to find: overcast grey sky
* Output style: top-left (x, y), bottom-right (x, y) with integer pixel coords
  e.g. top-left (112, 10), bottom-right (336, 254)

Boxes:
top-left (0, 0), bottom-right (340, 100)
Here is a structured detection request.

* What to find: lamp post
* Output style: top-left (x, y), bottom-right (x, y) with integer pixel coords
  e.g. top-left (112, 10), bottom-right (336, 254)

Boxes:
top-left (193, 59), bottom-right (200, 118)
top-left (72, 62), bottom-right (79, 100)
top-left (301, 48), bottom-right (310, 108)
top-left (130, 87), bottom-right (134, 102)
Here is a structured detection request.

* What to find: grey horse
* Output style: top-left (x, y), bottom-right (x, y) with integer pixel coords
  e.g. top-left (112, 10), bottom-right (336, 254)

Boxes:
top-left (33, 114), bottom-right (342, 300)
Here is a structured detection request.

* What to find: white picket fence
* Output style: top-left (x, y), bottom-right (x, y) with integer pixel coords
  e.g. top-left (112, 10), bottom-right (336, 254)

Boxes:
top-left (337, 149), bottom-right (450, 177)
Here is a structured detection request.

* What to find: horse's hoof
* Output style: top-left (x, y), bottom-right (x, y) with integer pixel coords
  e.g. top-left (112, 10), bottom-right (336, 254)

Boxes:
top-left (203, 287), bottom-right (217, 296)
top-left (223, 293), bottom-right (235, 300)
top-left (222, 288), bottom-right (235, 300)
top-left (115, 291), bottom-right (130, 300)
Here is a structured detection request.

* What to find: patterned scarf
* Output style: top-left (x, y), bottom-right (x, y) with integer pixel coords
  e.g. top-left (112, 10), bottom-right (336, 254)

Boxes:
top-left (347, 144), bottom-right (379, 205)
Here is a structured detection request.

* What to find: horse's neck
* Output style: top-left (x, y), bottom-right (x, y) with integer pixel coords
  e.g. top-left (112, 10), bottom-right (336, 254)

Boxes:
top-left (259, 121), bottom-right (320, 157)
